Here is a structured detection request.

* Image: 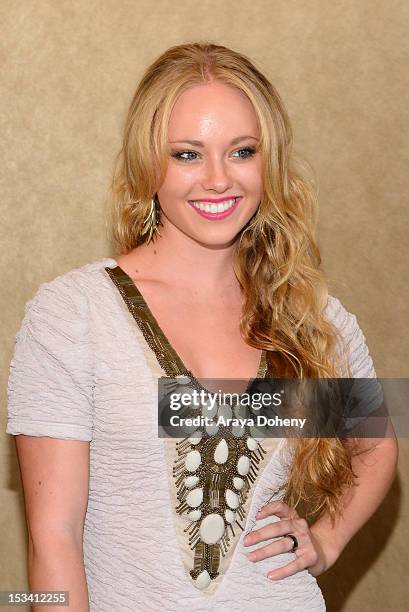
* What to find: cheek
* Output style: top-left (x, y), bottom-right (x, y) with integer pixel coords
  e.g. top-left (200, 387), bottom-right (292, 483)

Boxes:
top-left (235, 162), bottom-right (263, 191)
top-left (160, 165), bottom-right (197, 196)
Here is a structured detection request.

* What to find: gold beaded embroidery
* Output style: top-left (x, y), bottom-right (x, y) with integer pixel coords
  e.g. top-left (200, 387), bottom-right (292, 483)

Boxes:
top-left (104, 265), bottom-right (270, 590)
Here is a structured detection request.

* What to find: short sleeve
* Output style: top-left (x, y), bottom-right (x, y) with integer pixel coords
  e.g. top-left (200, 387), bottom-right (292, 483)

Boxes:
top-left (6, 276), bottom-right (94, 441)
top-left (324, 295), bottom-right (384, 433)
top-left (324, 295), bottom-right (377, 378)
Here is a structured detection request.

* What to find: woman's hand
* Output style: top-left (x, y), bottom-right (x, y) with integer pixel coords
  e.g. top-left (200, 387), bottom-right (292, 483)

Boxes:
top-left (243, 500), bottom-right (337, 580)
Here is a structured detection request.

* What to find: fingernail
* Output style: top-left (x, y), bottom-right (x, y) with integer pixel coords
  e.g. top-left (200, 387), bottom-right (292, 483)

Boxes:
top-left (267, 573), bottom-right (277, 580)
top-left (246, 553), bottom-right (256, 562)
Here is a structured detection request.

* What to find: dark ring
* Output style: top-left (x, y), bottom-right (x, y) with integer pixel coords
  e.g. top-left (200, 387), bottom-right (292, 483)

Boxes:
top-left (284, 534), bottom-right (298, 551)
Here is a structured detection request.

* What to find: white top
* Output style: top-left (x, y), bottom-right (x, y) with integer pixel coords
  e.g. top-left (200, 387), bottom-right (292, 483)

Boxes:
top-left (6, 257), bottom-right (377, 611)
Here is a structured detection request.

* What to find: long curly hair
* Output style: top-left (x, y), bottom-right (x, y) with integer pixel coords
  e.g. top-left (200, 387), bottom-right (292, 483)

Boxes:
top-left (105, 41), bottom-right (356, 522)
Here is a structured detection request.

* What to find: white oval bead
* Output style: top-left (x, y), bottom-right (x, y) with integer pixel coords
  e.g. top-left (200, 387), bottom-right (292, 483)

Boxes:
top-left (233, 476), bottom-right (245, 490)
top-left (232, 424), bottom-right (245, 438)
top-left (181, 421), bottom-right (198, 436)
top-left (234, 403), bottom-right (248, 418)
top-left (201, 399), bottom-right (217, 419)
top-left (184, 475), bottom-right (199, 489)
top-left (199, 513), bottom-right (225, 544)
top-left (237, 455), bottom-right (250, 476)
top-left (214, 439), bottom-right (229, 464)
top-left (186, 488), bottom-right (203, 508)
top-left (225, 489), bottom-right (239, 509)
top-left (224, 509), bottom-right (236, 524)
top-left (217, 404), bottom-right (232, 420)
top-left (194, 569), bottom-right (211, 590)
top-left (179, 385), bottom-right (195, 398)
top-left (206, 420), bottom-right (219, 436)
top-left (188, 432), bottom-right (202, 445)
top-left (187, 509), bottom-right (202, 521)
top-left (185, 450), bottom-right (201, 472)
top-left (246, 437), bottom-right (258, 451)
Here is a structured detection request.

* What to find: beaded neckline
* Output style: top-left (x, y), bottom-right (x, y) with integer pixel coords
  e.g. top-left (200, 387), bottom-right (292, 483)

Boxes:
top-left (104, 263), bottom-right (271, 591)
top-left (104, 265), bottom-right (268, 399)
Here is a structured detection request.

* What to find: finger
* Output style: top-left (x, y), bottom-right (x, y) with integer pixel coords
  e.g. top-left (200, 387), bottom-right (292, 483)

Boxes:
top-left (243, 518), bottom-right (295, 546)
top-left (292, 517), bottom-right (310, 535)
top-left (256, 500), bottom-right (299, 520)
top-left (267, 555), bottom-right (308, 581)
top-left (246, 536), bottom-right (295, 562)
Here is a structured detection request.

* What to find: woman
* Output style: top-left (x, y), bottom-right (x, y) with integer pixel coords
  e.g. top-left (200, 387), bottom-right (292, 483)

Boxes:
top-left (7, 42), bottom-right (397, 611)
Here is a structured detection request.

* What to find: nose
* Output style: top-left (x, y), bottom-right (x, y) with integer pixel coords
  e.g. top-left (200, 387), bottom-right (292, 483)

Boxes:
top-left (201, 157), bottom-right (233, 193)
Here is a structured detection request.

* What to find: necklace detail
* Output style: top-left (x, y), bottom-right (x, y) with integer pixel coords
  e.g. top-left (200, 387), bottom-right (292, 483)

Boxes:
top-left (172, 401), bottom-right (267, 589)
top-left (104, 265), bottom-right (270, 590)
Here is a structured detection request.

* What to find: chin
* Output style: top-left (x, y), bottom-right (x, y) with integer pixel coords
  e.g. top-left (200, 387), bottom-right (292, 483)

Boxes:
top-left (191, 231), bottom-right (240, 249)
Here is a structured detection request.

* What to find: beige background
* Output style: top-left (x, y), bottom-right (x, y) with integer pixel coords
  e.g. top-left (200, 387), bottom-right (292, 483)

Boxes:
top-left (1, 1), bottom-right (408, 610)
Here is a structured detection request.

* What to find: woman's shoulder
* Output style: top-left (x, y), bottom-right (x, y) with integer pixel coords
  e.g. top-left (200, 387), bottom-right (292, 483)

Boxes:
top-left (324, 293), bottom-right (376, 378)
top-left (24, 257), bottom-right (118, 315)
top-left (323, 293), bottom-right (357, 326)
top-left (323, 293), bottom-right (366, 338)
top-left (6, 259), bottom-right (118, 441)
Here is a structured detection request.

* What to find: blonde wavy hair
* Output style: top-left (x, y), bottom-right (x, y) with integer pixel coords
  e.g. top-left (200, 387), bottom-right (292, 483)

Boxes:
top-left (105, 41), bottom-right (356, 522)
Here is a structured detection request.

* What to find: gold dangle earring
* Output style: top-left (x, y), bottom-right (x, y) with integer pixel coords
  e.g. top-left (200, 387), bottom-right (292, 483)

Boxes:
top-left (246, 200), bottom-right (266, 237)
top-left (141, 195), bottom-right (162, 244)
top-left (254, 199), bottom-right (266, 237)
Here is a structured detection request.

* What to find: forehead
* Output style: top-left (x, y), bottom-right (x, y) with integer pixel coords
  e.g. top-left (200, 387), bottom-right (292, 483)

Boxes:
top-left (168, 81), bottom-right (259, 141)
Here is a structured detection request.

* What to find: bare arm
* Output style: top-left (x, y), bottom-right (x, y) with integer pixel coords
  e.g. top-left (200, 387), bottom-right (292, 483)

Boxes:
top-left (244, 421), bottom-right (398, 579)
top-left (15, 435), bottom-right (91, 611)
top-left (309, 424), bottom-right (399, 574)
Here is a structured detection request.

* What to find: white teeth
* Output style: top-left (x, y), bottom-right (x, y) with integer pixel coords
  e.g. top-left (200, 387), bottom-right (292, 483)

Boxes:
top-left (190, 197), bottom-right (238, 213)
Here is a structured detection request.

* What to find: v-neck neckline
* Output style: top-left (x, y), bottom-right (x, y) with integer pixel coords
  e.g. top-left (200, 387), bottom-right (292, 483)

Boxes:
top-left (104, 263), bottom-right (268, 396)
top-left (102, 258), bottom-right (285, 600)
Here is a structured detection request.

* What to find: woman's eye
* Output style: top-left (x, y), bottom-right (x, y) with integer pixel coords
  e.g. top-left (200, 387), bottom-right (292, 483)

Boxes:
top-left (171, 147), bottom-right (257, 162)
top-left (172, 150), bottom-right (198, 161)
top-left (233, 146), bottom-right (256, 159)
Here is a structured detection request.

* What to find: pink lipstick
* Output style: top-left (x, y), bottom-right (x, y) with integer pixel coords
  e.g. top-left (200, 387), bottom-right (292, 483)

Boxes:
top-left (188, 196), bottom-right (242, 220)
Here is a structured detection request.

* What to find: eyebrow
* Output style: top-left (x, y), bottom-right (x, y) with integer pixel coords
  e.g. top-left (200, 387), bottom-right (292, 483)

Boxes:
top-left (168, 135), bottom-right (259, 146)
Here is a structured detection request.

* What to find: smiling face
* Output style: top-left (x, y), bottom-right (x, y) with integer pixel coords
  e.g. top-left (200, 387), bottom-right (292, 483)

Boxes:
top-left (156, 81), bottom-right (263, 248)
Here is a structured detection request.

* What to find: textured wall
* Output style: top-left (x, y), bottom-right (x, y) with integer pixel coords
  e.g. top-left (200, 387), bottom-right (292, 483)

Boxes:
top-left (1, 1), bottom-right (408, 610)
